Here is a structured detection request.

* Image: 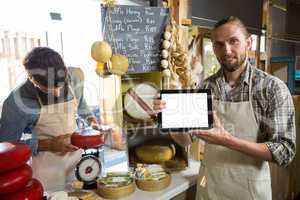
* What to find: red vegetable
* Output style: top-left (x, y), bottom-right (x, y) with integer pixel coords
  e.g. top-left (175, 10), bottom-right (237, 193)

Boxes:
top-left (0, 142), bottom-right (31, 172)
top-left (1, 179), bottom-right (44, 200)
top-left (0, 164), bottom-right (32, 195)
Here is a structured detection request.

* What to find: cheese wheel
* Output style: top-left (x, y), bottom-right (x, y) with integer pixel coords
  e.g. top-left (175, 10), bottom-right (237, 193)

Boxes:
top-left (1, 179), bottom-right (44, 200)
top-left (97, 181), bottom-right (135, 199)
top-left (124, 83), bottom-right (158, 120)
top-left (135, 144), bottom-right (175, 164)
top-left (71, 131), bottom-right (104, 148)
top-left (136, 173), bottom-right (171, 191)
top-left (0, 143), bottom-right (31, 172)
top-left (69, 191), bottom-right (101, 200)
top-left (0, 164), bottom-right (32, 195)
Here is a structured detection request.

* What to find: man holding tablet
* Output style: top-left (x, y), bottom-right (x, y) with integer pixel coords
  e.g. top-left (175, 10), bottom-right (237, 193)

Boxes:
top-left (154, 16), bottom-right (295, 200)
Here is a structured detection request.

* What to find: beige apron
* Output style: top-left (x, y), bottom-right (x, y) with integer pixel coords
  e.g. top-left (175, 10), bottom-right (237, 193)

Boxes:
top-left (196, 71), bottom-right (272, 200)
top-left (32, 87), bottom-right (82, 192)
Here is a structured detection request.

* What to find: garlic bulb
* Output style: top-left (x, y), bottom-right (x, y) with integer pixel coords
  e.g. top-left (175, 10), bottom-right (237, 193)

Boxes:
top-left (161, 50), bottom-right (169, 58)
top-left (161, 20), bottom-right (191, 89)
top-left (165, 25), bottom-right (172, 32)
top-left (162, 0), bottom-right (169, 8)
top-left (162, 40), bottom-right (171, 49)
top-left (162, 1), bottom-right (168, 8)
top-left (161, 59), bottom-right (169, 68)
top-left (163, 31), bottom-right (172, 40)
top-left (162, 69), bottom-right (171, 77)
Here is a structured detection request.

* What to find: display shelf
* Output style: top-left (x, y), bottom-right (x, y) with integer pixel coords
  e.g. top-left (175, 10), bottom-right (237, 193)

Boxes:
top-left (271, 56), bottom-right (296, 93)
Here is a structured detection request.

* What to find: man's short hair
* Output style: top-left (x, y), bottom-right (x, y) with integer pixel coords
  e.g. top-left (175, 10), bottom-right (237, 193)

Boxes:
top-left (23, 47), bottom-right (67, 88)
top-left (212, 16), bottom-right (250, 38)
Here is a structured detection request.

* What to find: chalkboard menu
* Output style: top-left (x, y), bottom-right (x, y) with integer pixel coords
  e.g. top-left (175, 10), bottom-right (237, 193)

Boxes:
top-left (101, 5), bottom-right (169, 74)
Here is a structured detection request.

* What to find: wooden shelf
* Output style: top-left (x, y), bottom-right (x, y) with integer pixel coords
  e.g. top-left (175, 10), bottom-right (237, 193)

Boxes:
top-left (181, 18), bottom-right (192, 26)
top-left (248, 51), bottom-right (267, 61)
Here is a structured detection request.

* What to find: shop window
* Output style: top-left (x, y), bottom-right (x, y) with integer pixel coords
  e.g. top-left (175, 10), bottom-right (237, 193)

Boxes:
top-left (14, 37), bottom-right (20, 60)
top-left (0, 30), bottom-right (41, 107)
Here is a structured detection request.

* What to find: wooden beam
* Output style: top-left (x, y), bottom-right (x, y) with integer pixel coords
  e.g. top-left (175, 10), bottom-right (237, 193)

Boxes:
top-left (264, 0), bottom-right (272, 73)
top-left (169, 0), bottom-right (190, 45)
top-left (171, 0), bottom-right (180, 24)
top-left (181, 18), bottom-right (192, 26)
top-left (170, 0), bottom-right (191, 24)
top-left (256, 34), bottom-right (261, 69)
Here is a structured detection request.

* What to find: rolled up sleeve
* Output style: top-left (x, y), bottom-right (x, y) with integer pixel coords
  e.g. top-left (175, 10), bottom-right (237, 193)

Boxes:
top-left (264, 82), bottom-right (296, 167)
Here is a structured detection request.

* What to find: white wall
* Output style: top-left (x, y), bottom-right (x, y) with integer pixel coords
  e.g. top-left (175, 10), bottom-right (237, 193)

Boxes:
top-left (0, 0), bottom-right (148, 106)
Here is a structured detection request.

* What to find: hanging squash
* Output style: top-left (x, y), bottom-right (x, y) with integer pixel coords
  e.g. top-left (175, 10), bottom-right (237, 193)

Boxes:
top-left (91, 41), bottom-right (112, 63)
top-left (110, 54), bottom-right (129, 76)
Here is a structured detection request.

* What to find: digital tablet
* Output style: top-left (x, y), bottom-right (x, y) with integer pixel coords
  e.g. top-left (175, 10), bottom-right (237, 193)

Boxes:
top-left (158, 89), bottom-right (213, 132)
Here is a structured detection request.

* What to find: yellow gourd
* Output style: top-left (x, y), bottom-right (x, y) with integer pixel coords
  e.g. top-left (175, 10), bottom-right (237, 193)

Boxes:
top-left (91, 41), bottom-right (112, 63)
top-left (110, 54), bottom-right (129, 75)
top-left (95, 61), bottom-right (111, 76)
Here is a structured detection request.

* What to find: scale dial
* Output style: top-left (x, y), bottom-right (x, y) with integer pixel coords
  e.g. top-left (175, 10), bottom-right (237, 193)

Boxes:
top-left (76, 155), bottom-right (101, 183)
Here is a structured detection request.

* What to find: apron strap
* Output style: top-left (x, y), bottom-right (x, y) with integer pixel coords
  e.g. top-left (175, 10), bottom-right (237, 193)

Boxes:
top-left (248, 65), bottom-right (254, 104)
top-left (68, 85), bottom-right (78, 106)
top-left (36, 92), bottom-right (43, 107)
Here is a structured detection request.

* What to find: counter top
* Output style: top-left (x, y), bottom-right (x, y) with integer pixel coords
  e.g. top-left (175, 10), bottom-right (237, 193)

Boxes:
top-left (101, 159), bottom-right (200, 200)
top-left (46, 148), bottom-right (200, 200)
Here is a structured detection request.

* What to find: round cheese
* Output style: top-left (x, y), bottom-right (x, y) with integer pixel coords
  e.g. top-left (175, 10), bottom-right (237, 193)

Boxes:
top-left (71, 130), bottom-right (104, 148)
top-left (0, 164), bottom-right (32, 195)
top-left (0, 143), bottom-right (31, 173)
top-left (1, 179), bottom-right (43, 200)
top-left (136, 173), bottom-right (171, 191)
top-left (97, 181), bottom-right (135, 199)
top-left (135, 143), bottom-right (175, 164)
top-left (124, 83), bottom-right (158, 120)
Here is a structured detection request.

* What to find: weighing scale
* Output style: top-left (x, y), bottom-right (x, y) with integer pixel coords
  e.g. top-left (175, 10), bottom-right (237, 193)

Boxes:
top-left (72, 119), bottom-right (106, 189)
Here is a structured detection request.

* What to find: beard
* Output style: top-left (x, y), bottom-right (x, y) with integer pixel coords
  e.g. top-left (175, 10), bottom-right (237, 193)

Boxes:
top-left (219, 53), bottom-right (247, 72)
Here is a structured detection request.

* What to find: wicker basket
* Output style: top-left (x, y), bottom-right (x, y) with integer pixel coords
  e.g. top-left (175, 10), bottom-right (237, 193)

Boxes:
top-left (135, 173), bottom-right (171, 192)
top-left (97, 181), bottom-right (135, 199)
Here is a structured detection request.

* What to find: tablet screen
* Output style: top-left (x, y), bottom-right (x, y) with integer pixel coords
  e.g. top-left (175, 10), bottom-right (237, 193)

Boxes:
top-left (159, 89), bottom-right (212, 131)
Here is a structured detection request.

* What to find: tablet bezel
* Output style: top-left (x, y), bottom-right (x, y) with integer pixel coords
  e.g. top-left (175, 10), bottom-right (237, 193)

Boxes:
top-left (158, 89), bottom-right (213, 132)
